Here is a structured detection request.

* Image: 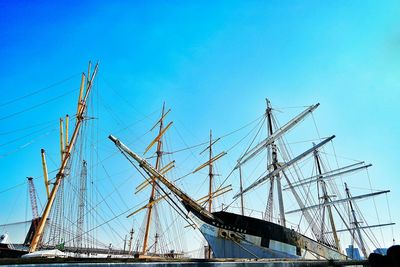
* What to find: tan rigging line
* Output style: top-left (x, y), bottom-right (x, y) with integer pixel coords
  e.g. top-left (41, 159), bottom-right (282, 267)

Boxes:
top-left (61, 174), bottom-right (128, 243)
top-left (161, 140), bottom-right (209, 155)
top-left (0, 128), bottom-right (57, 159)
top-left (0, 119), bottom-right (57, 136)
top-left (166, 114), bottom-right (264, 156)
top-left (0, 181), bottom-right (26, 194)
top-left (0, 124), bottom-right (55, 148)
top-left (0, 220), bottom-right (33, 227)
top-left (0, 87), bottom-right (80, 121)
top-left (0, 73), bottom-right (80, 107)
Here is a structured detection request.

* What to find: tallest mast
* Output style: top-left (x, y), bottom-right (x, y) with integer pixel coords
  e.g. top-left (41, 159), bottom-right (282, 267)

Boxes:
top-left (29, 62), bottom-right (98, 253)
top-left (265, 99), bottom-right (286, 227)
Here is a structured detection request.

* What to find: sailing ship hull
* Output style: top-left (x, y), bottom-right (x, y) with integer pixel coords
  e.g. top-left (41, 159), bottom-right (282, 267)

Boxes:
top-left (186, 205), bottom-right (347, 260)
top-left (0, 244), bottom-right (28, 258)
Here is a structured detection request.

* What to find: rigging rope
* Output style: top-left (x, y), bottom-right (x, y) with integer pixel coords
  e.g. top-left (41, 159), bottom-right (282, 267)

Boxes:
top-left (0, 129), bottom-right (57, 159)
top-left (0, 73), bottom-right (79, 108)
top-left (0, 124), bottom-right (55, 148)
top-left (116, 145), bottom-right (197, 229)
top-left (385, 193), bottom-right (395, 244)
top-left (0, 181), bottom-right (25, 195)
top-left (0, 119), bottom-right (56, 136)
top-left (0, 87), bottom-right (80, 121)
top-left (365, 169), bottom-right (385, 247)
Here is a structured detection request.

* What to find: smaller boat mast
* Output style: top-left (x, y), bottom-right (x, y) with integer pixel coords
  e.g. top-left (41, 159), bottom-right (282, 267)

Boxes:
top-left (141, 102), bottom-right (169, 255)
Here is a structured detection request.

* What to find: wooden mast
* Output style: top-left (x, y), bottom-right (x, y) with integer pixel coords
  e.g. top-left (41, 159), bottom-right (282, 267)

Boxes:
top-left (345, 183), bottom-right (367, 258)
top-left (29, 62), bottom-right (98, 252)
top-left (208, 129), bottom-right (213, 213)
top-left (239, 165), bottom-right (244, 216)
top-left (141, 102), bottom-right (166, 255)
top-left (207, 129), bottom-right (213, 259)
top-left (266, 99), bottom-right (286, 227)
top-left (59, 118), bottom-right (64, 161)
top-left (314, 148), bottom-right (341, 250)
top-left (40, 149), bottom-right (50, 199)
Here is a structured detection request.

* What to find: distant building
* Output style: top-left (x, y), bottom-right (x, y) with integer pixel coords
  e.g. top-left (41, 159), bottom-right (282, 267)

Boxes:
top-left (346, 245), bottom-right (363, 260)
top-left (373, 248), bottom-right (388, 255)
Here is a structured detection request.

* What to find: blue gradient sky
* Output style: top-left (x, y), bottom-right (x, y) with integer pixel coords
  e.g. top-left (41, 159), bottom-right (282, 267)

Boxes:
top-left (0, 1), bottom-right (399, 250)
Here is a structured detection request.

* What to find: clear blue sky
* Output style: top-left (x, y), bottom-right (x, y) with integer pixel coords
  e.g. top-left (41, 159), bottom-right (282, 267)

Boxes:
top-left (0, 0), bottom-right (399, 252)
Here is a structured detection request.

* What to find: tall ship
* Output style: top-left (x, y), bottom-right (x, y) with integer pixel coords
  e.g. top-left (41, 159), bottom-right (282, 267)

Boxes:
top-left (109, 99), bottom-right (394, 260)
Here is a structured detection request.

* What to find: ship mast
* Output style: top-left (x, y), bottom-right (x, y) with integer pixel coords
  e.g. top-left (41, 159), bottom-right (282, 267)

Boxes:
top-left (40, 149), bottom-right (50, 199)
top-left (29, 62), bottom-right (98, 252)
top-left (265, 99), bottom-right (286, 227)
top-left (314, 148), bottom-right (340, 250)
top-left (345, 183), bottom-right (367, 258)
top-left (142, 102), bottom-right (166, 255)
top-left (208, 129), bottom-right (214, 213)
top-left (207, 129), bottom-right (214, 259)
top-left (238, 166), bottom-right (244, 216)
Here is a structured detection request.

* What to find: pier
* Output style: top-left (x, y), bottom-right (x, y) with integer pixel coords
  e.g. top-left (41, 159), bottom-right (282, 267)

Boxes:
top-left (0, 258), bottom-right (369, 266)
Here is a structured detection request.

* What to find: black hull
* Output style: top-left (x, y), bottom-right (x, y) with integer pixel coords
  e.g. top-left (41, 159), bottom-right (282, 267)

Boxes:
top-left (0, 244), bottom-right (28, 258)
